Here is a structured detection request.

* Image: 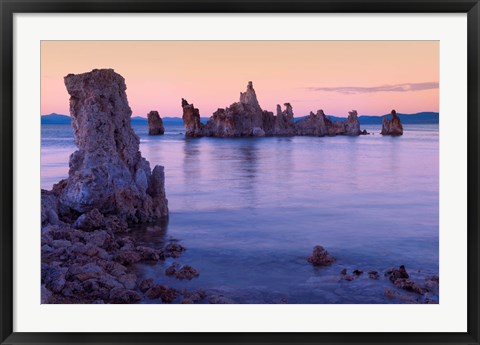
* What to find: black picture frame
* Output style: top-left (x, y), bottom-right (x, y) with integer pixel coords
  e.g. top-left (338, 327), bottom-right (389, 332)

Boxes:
top-left (1, 1), bottom-right (479, 344)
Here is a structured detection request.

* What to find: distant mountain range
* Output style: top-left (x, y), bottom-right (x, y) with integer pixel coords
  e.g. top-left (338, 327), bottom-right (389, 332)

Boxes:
top-left (41, 113), bottom-right (72, 124)
top-left (326, 112), bottom-right (439, 124)
top-left (41, 112), bottom-right (439, 125)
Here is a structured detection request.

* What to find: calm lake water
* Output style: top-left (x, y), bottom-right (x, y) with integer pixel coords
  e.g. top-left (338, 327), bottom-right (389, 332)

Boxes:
top-left (41, 122), bottom-right (439, 303)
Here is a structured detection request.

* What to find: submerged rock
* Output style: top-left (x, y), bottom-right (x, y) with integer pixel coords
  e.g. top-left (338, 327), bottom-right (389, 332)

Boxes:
top-left (164, 243), bottom-right (186, 258)
top-left (165, 262), bottom-right (199, 280)
top-left (381, 109), bottom-right (403, 136)
top-left (352, 269), bottom-right (363, 276)
top-left (52, 69), bottom-right (168, 223)
top-left (385, 265), bottom-right (425, 294)
top-left (109, 287), bottom-right (142, 304)
top-left (307, 245), bottom-right (335, 266)
top-left (147, 110), bottom-right (165, 135)
top-left (146, 285), bottom-right (179, 303)
top-left (368, 270), bottom-right (379, 279)
top-left (385, 265), bottom-right (409, 282)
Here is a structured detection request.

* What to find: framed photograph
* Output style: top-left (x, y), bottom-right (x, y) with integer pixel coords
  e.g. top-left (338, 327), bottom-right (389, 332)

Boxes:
top-left (1, 0), bottom-right (479, 344)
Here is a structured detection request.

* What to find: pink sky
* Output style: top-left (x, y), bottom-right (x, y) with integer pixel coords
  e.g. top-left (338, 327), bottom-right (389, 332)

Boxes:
top-left (41, 41), bottom-right (438, 118)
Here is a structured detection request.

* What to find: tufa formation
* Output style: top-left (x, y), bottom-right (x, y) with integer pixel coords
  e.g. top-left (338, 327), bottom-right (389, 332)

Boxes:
top-left (381, 109), bottom-right (404, 136)
top-left (147, 111), bottom-right (165, 135)
top-left (182, 81), bottom-right (366, 138)
top-left (52, 69), bottom-right (168, 223)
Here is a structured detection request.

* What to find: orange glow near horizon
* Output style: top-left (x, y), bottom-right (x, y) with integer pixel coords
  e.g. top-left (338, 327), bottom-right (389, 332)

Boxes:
top-left (41, 41), bottom-right (439, 118)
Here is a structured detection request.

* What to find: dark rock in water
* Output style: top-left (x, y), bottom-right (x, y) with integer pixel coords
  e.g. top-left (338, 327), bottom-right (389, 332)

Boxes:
top-left (424, 275), bottom-right (439, 292)
top-left (307, 245), bottom-right (335, 266)
top-left (385, 265), bottom-right (426, 295)
top-left (165, 263), bottom-right (199, 280)
top-left (52, 69), bottom-right (168, 223)
top-left (109, 287), bottom-right (142, 304)
top-left (340, 268), bottom-right (347, 275)
top-left (146, 285), bottom-right (179, 303)
top-left (182, 98), bottom-right (205, 137)
top-left (393, 278), bottom-right (425, 294)
top-left (368, 271), bottom-right (379, 279)
top-left (352, 269), bottom-right (363, 276)
top-left (180, 289), bottom-right (206, 302)
top-left (175, 265), bottom-right (200, 280)
top-left (135, 246), bottom-right (162, 262)
top-left (165, 262), bottom-right (179, 277)
top-left (147, 110), bottom-right (165, 135)
top-left (139, 278), bottom-right (155, 293)
top-left (164, 243), bottom-right (186, 258)
top-left (385, 265), bottom-right (409, 282)
top-left (381, 109), bottom-right (404, 136)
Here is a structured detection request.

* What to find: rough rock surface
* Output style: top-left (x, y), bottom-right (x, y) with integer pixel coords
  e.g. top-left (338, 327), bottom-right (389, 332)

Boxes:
top-left (344, 110), bottom-right (362, 136)
top-left (165, 263), bottom-right (200, 280)
top-left (295, 109), bottom-right (334, 136)
top-left (273, 103), bottom-right (296, 136)
top-left (41, 190), bottom-right (60, 226)
top-left (307, 245), bottom-right (335, 266)
top-left (385, 265), bottom-right (425, 294)
top-left (147, 111), bottom-right (165, 135)
top-left (41, 216), bottom-right (192, 304)
top-left (52, 69), bottom-right (168, 223)
top-left (182, 82), bottom-right (366, 138)
top-left (202, 81), bottom-right (265, 137)
top-left (182, 99), bottom-right (205, 137)
top-left (381, 109), bottom-right (403, 136)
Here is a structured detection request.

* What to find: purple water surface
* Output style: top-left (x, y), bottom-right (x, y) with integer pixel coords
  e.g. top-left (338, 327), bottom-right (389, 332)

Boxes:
top-left (41, 123), bottom-right (439, 303)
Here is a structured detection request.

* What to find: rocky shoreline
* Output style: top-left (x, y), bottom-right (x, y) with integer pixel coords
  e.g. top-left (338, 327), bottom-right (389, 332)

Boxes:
top-left (307, 246), bottom-right (438, 304)
top-left (42, 69), bottom-right (172, 304)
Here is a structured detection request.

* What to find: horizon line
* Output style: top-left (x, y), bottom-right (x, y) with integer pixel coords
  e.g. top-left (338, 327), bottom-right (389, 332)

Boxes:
top-left (42, 111), bottom-right (440, 119)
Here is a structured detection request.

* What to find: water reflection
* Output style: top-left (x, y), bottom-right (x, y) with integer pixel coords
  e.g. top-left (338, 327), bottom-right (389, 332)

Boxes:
top-left (182, 139), bottom-right (202, 185)
top-left (273, 137), bottom-right (293, 181)
top-left (128, 218), bottom-right (169, 249)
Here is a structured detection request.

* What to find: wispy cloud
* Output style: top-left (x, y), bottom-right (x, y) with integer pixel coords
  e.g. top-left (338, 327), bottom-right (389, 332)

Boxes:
top-left (305, 82), bottom-right (439, 95)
